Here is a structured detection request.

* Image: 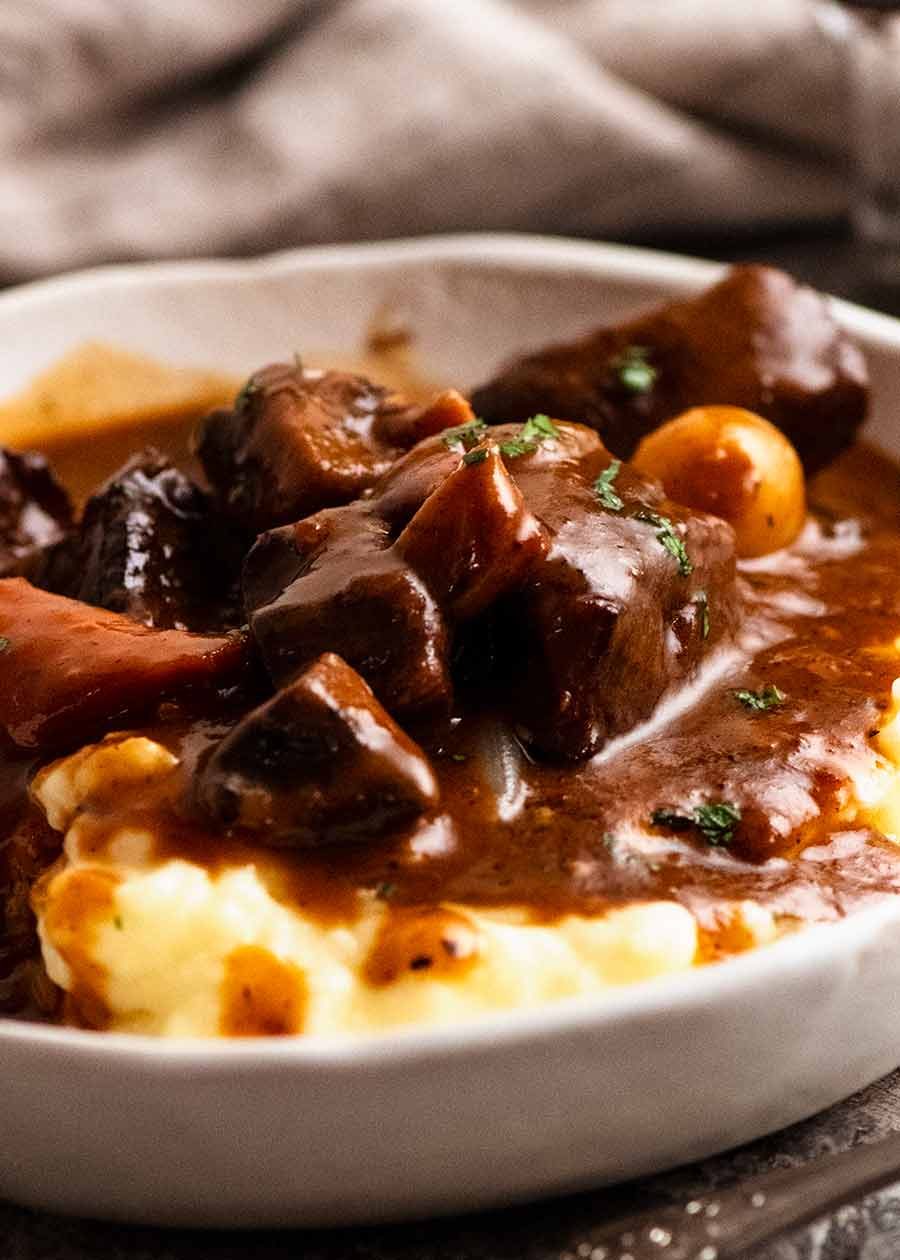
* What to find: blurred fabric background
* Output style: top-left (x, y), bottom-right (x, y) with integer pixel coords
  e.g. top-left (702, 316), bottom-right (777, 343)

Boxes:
top-left (0, 0), bottom-right (853, 285)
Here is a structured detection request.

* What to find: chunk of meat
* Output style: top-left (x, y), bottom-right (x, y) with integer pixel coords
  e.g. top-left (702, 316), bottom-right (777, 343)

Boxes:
top-left (370, 388), bottom-right (474, 449)
top-left (470, 265), bottom-right (867, 473)
top-left (194, 364), bottom-right (449, 533)
top-left (40, 449), bottom-right (244, 631)
top-left (193, 652), bottom-right (439, 849)
top-left (244, 505), bottom-right (452, 720)
top-left (0, 579), bottom-right (255, 750)
top-left (375, 409), bottom-right (600, 528)
top-left (395, 443), bottom-right (549, 620)
top-left (242, 421), bottom-right (572, 719)
top-left (0, 448), bottom-right (72, 578)
top-left (375, 436), bottom-right (465, 529)
top-left (504, 430), bottom-right (739, 761)
top-left (245, 416), bottom-right (738, 761)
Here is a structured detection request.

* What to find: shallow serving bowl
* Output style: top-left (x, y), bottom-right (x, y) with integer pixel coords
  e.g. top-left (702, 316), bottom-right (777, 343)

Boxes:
top-left (4, 235), bottom-right (900, 1227)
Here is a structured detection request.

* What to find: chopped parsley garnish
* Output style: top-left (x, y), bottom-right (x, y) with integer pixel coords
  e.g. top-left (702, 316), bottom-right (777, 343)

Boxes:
top-left (736, 684), bottom-right (785, 712)
top-left (695, 590), bottom-right (710, 640)
top-left (114, 915), bottom-right (124, 931)
top-left (694, 803), bottom-right (742, 846)
top-left (651, 801), bottom-right (742, 847)
top-left (635, 509), bottom-right (693, 577)
top-left (594, 458), bottom-right (623, 511)
top-left (450, 752), bottom-right (469, 763)
top-left (375, 881), bottom-right (397, 901)
top-left (441, 417), bottom-right (488, 452)
top-left (0, 636), bottom-right (11, 653)
top-left (498, 413), bottom-right (560, 459)
top-left (613, 345), bottom-right (657, 394)
top-left (463, 447), bottom-right (489, 465)
top-left (602, 832), bottom-right (617, 853)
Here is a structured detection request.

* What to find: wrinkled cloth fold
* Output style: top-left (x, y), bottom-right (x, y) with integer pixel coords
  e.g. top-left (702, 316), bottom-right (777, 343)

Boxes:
top-left (0, 0), bottom-right (851, 281)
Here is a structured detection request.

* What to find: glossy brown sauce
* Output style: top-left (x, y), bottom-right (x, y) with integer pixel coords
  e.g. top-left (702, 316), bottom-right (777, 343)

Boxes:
top-left (6, 386), bottom-right (900, 1020)
top-left (363, 906), bottom-right (481, 986)
top-left (220, 945), bottom-right (308, 1037)
top-left (36, 865), bottom-right (118, 1029)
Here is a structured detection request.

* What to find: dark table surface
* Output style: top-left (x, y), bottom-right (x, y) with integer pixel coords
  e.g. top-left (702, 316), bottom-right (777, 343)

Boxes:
top-left (5, 223), bottom-right (900, 1260)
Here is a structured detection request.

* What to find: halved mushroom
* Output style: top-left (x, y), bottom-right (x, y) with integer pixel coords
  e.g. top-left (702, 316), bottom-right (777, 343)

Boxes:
top-left (41, 449), bottom-right (244, 630)
top-left (193, 652), bottom-right (439, 849)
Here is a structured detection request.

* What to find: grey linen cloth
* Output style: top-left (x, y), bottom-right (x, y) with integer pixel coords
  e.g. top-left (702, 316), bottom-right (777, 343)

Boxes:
top-left (0, 0), bottom-right (849, 282)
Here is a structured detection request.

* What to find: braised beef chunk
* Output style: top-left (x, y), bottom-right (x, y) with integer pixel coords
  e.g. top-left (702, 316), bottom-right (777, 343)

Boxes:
top-left (470, 265), bottom-right (868, 473)
top-left (41, 449), bottom-right (244, 631)
top-left (370, 388), bottom-right (474, 449)
top-left (0, 579), bottom-right (255, 750)
top-left (244, 504), bottom-right (453, 720)
top-left (421, 423), bottom-right (731, 761)
top-left (194, 363), bottom-right (440, 533)
top-left (193, 652), bottom-right (439, 849)
top-left (244, 417), bottom-right (737, 762)
top-left (502, 429), bottom-right (738, 761)
top-left (395, 444), bottom-right (549, 620)
top-left (375, 430), bottom-right (469, 529)
top-left (0, 448), bottom-right (72, 579)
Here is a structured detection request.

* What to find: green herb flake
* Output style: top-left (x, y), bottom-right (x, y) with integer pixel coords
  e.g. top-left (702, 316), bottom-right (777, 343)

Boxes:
top-left (375, 882), bottom-right (397, 901)
top-left (613, 345), bottom-right (657, 394)
top-left (450, 753), bottom-right (469, 763)
top-left (736, 684), bottom-right (785, 713)
top-left (441, 417), bottom-right (488, 452)
top-left (651, 802), bottom-right (741, 848)
top-left (695, 590), bottom-right (710, 640)
top-left (463, 447), bottom-right (489, 466)
top-left (594, 458), bottom-right (624, 512)
top-left (114, 915), bottom-right (124, 931)
top-left (521, 413), bottom-right (559, 441)
top-left (694, 802), bottom-right (742, 847)
top-left (498, 413), bottom-right (560, 459)
top-left (0, 636), bottom-right (11, 654)
top-left (635, 509), bottom-right (693, 576)
top-left (497, 437), bottom-right (530, 458)
top-left (602, 832), bottom-right (618, 854)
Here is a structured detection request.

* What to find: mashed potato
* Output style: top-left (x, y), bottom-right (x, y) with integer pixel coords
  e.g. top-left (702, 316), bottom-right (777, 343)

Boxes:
top-left (26, 735), bottom-right (759, 1038)
top-left (33, 678), bottom-right (900, 1039)
top-left (33, 697), bottom-right (900, 1040)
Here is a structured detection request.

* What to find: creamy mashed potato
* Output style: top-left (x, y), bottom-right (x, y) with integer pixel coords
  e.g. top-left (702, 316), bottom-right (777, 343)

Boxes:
top-left (33, 671), bottom-right (900, 1040)
top-left (25, 735), bottom-right (763, 1039)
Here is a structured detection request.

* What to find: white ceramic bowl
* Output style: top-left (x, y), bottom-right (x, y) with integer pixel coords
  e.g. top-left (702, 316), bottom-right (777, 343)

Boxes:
top-left (3, 235), bottom-right (900, 1228)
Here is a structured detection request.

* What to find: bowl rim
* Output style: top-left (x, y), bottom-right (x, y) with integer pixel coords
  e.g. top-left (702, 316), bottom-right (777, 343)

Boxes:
top-left (2, 230), bottom-right (900, 1065)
